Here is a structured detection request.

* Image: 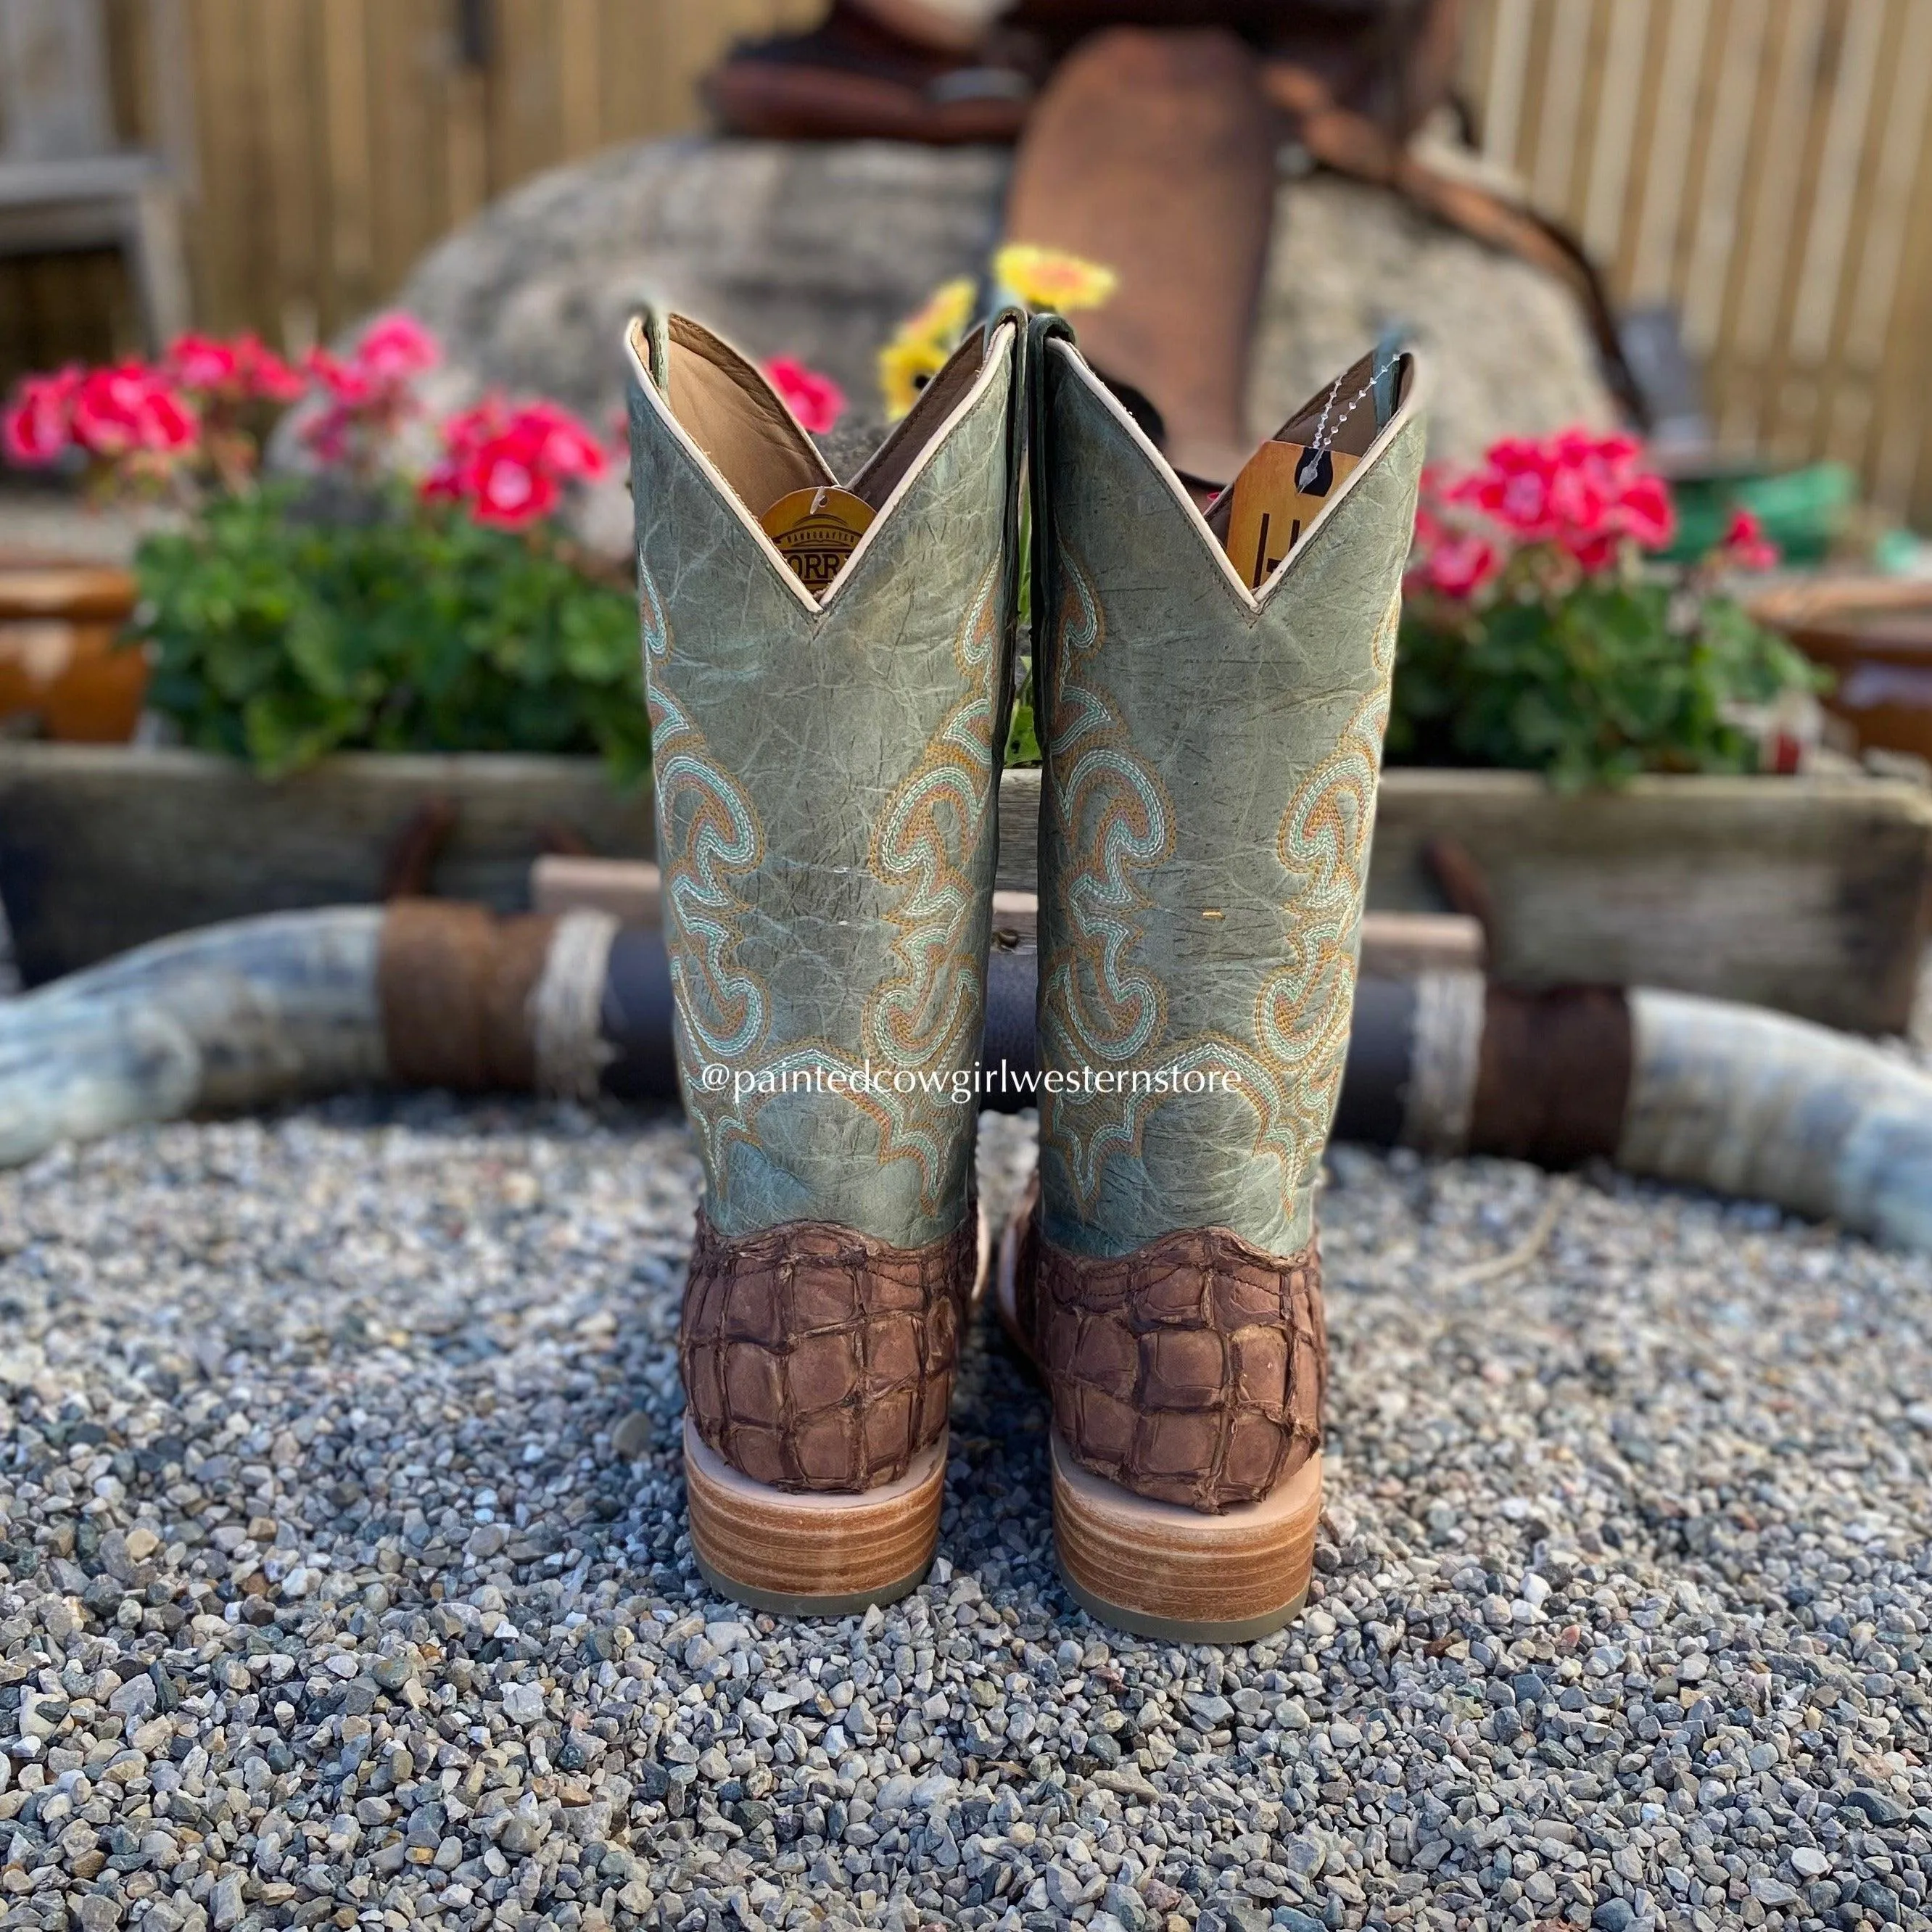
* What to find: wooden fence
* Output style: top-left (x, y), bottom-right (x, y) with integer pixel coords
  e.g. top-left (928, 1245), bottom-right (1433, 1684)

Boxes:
top-left (9, 0), bottom-right (1932, 528)
top-left (165, 0), bottom-right (809, 352)
top-left (1459, 0), bottom-right (1932, 522)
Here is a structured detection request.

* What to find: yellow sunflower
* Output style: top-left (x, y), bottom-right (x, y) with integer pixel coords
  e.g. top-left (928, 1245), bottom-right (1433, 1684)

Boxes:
top-left (992, 244), bottom-right (1118, 315)
top-left (901, 276), bottom-right (976, 347)
top-left (877, 276), bottom-right (977, 421)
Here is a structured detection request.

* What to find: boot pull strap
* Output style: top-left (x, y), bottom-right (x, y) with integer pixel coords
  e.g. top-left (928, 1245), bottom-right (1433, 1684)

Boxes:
top-left (1026, 311), bottom-right (1076, 670)
top-left (987, 304), bottom-right (1029, 763)
top-left (637, 306), bottom-right (672, 395)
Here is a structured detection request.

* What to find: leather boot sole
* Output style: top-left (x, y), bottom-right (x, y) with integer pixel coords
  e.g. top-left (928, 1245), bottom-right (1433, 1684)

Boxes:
top-left (685, 1421), bottom-right (947, 1616)
top-left (1050, 1432), bottom-right (1319, 1643)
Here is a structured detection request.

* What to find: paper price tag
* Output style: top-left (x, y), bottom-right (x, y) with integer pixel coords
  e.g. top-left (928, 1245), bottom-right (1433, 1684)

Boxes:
top-left (760, 487), bottom-right (877, 594)
top-left (1223, 441), bottom-right (1360, 590)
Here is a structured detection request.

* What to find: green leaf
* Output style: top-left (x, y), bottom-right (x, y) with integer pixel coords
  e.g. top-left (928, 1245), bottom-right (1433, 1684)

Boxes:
top-left (131, 486), bottom-right (649, 783)
top-left (1390, 553), bottom-right (1822, 787)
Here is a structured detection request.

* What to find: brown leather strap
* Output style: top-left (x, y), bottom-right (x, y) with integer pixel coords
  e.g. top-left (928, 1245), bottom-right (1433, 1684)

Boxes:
top-left (1262, 60), bottom-right (1646, 424)
top-left (1004, 26), bottom-right (1279, 482)
top-left (1469, 983), bottom-right (1633, 1167)
top-left (376, 899), bottom-right (557, 1092)
top-left (1013, 1), bottom-right (1467, 141)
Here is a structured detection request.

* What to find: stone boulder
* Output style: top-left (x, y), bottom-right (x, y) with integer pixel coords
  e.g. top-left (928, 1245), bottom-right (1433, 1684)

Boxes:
top-left (392, 139), bottom-right (1010, 432)
top-left (365, 136), bottom-right (1619, 545)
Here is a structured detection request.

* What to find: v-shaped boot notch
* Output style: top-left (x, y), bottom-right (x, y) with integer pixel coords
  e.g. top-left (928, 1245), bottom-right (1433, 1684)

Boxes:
top-left (1203, 344), bottom-right (1417, 593)
top-left (627, 309), bottom-right (1017, 607)
top-left (652, 312), bottom-right (833, 515)
top-left (1042, 329), bottom-right (1421, 614)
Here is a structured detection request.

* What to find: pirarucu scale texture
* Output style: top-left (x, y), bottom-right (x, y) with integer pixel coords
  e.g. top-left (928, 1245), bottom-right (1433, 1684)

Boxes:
top-left (680, 1205), bottom-right (979, 1493)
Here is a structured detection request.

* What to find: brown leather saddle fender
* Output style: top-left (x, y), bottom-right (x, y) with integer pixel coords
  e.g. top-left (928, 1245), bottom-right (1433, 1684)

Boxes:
top-left (1003, 28), bottom-right (1280, 485)
top-left (1002, 15), bottom-right (1642, 468)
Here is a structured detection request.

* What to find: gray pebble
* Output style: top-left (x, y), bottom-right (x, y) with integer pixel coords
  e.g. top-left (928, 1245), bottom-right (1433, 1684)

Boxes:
top-left (0, 1105), bottom-right (1922, 1932)
top-left (610, 1408), bottom-right (653, 1460)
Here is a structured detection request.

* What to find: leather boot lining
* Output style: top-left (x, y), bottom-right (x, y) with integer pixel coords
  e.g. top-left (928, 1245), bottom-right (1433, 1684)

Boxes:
top-left (661, 313), bottom-right (834, 515)
top-left (653, 312), bottom-right (1001, 522)
top-left (1202, 347), bottom-right (1416, 546)
top-left (848, 323), bottom-right (1000, 510)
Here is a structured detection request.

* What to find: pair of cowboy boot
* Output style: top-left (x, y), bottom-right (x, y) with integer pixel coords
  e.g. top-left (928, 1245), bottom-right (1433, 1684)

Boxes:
top-left (625, 304), bottom-right (1423, 1639)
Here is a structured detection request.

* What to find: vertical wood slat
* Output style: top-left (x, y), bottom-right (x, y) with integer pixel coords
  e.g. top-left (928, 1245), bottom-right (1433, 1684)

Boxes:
top-left (1458, 0), bottom-right (1932, 531)
top-left (556, 0), bottom-right (603, 160)
top-left (1579, 0), bottom-right (1651, 267)
top-left (318, 0), bottom-right (377, 326)
top-left (183, 0), bottom-right (255, 332)
top-left (1788, 0), bottom-right (1884, 366)
top-left (1715, 0), bottom-right (1834, 458)
top-left (1867, 19), bottom-right (1932, 517)
top-left (1475, 0), bottom-right (1534, 167)
top-left (20, 0), bottom-right (1932, 532)
top-left (1679, 0), bottom-right (1774, 355)
top-left (1528, 0), bottom-right (1595, 213)
top-left (255, 0), bottom-right (322, 352)
top-left (1625, 0), bottom-right (1714, 305)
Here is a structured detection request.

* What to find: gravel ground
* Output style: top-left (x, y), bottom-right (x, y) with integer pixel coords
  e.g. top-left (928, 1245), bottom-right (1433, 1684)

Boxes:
top-left (0, 1099), bottom-right (1927, 1932)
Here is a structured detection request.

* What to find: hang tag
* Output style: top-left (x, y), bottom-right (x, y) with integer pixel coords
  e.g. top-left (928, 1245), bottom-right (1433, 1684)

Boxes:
top-left (759, 487), bottom-right (876, 594)
top-left (1222, 440), bottom-right (1360, 590)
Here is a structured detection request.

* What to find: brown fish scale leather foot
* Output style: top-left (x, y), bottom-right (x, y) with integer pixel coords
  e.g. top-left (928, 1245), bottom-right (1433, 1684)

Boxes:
top-left (680, 1205), bottom-right (979, 1495)
top-left (1000, 1178), bottom-right (1328, 1640)
top-left (1007, 1181), bottom-right (1326, 1512)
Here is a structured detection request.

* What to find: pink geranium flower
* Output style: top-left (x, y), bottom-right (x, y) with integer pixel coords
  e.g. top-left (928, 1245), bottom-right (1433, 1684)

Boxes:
top-left (422, 395), bottom-right (608, 530)
top-left (304, 345), bottom-right (373, 406)
top-left (300, 313), bottom-right (440, 474)
top-left (466, 444), bottom-right (560, 528)
top-left (70, 364), bottom-right (197, 458)
top-left (1442, 427), bottom-right (1676, 574)
top-left (1459, 437), bottom-right (1561, 537)
top-left (1720, 506), bottom-right (1780, 573)
top-left (763, 357), bottom-right (845, 436)
top-left (165, 334), bottom-right (240, 392)
top-left (1420, 533), bottom-right (1500, 599)
top-left (1409, 425), bottom-right (1681, 600)
top-left (513, 399), bottom-right (608, 480)
top-left (1, 366), bottom-right (82, 466)
top-left (168, 332), bottom-right (306, 408)
top-left (1613, 472), bottom-right (1675, 552)
top-left (352, 313), bottom-right (441, 384)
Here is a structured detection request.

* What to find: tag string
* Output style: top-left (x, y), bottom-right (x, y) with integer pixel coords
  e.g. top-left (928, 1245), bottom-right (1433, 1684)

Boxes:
top-left (1310, 348), bottom-right (1401, 454)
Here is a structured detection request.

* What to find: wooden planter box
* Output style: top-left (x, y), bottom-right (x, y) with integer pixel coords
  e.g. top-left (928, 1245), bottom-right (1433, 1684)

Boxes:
top-left (994, 767), bottom-right (1932, 1036)
top-left (0, 743), bottom-right (653, 986)
top-left (6, 748), bottom-right (1928, 1035)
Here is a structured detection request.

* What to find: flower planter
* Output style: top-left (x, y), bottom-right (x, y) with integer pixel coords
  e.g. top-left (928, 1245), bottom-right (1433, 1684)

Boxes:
top-left (0, 560), bottom-right (144, 743)
top-left (994, 767), bottom-right (1932, 1035)
top-left (1788, 611), bottom-right (1932, 764)
top-left (0, 742), bottom-right (653, 986)
top-left (8, 750), bottom-right (1928, 1034)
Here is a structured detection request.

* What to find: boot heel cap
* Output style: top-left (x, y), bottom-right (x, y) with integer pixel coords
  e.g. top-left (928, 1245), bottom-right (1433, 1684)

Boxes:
top-left (683, 1419), bottom-right (944, 1617)
top-left (1051, 1432), bottom-right (1321, 1644)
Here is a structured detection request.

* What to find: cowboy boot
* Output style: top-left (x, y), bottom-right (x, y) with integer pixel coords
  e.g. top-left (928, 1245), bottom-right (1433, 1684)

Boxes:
top-left (625, 306), bottom-right (1022, 1613)
top-left (999, 316), bottom-right (1424, 1640)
